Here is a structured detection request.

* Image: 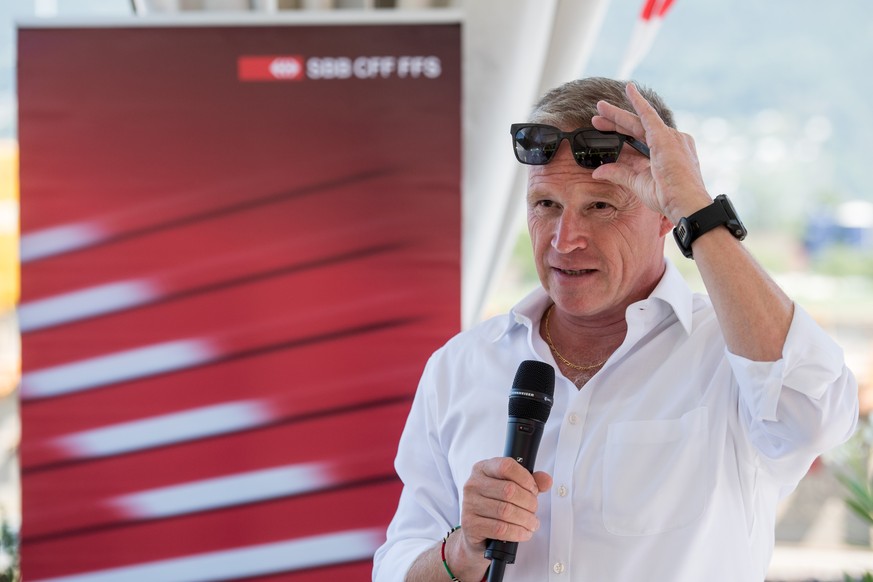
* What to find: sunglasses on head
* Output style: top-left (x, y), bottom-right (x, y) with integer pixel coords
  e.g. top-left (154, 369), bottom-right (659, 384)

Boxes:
top-left (510, 123), bottom-right (650, 169)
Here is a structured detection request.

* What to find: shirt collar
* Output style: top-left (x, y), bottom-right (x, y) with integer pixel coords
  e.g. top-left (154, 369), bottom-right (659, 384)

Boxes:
top-left (493, 257), bottom-right (694, 342)
top-left (647, 257), bottom-right (694, 335)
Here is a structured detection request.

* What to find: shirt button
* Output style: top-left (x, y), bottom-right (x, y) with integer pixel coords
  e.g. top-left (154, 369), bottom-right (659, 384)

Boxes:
top-left (568, 413), bottom-right (578, 425)
top-left (558, 485), bottom-right (568, 497)
top-left (553, 562), bottom-right (565, 574)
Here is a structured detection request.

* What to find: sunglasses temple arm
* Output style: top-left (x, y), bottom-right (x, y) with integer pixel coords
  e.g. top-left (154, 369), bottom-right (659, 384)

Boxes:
top-left (626, 136), bottom-right (650, 159)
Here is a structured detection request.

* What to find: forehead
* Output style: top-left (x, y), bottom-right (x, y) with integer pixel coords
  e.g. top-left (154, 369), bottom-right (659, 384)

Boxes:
top-left (526, 153), bottom-right (625, 198)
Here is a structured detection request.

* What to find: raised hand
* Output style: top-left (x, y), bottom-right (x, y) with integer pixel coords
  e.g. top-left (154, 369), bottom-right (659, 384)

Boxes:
top-left (591, 82), bottom-right (711, 222)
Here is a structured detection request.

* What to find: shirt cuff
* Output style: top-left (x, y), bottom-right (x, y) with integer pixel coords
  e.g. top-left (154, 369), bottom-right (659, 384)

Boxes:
top-left (725, 304), bottom-right (845, 422)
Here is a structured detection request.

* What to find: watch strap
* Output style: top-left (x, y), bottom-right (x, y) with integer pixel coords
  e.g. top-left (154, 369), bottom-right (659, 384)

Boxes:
top-left (686, 199), bottom-right (731, 239)
top-left (673, 194), bottom-right (746, 259)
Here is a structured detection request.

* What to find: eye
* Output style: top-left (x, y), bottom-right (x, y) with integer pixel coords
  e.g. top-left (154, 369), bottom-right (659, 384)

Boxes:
top-left (531, 198), bottom-right (560, 210)
top-left (591, 201), bottom-right (613, 211)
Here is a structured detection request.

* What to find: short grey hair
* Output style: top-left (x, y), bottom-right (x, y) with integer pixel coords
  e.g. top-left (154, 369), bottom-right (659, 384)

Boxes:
top-left (529, 77), bottom-right (676, 130)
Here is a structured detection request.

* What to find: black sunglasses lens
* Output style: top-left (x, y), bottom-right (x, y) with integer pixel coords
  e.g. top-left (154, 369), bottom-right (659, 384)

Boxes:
top-left (514, 126), bottom-right (560, 165)
top-left (572, 132), bottom-right (622, 168)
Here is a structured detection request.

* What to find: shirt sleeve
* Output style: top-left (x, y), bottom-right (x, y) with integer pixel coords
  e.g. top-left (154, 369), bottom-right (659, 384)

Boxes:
top-left (726, 303), bottom-right (859, 483)
top-left (372, 353), bottom-right (460, 582)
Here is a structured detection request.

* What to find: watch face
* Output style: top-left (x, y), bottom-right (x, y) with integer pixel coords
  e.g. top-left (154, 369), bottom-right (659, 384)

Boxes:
top-left (675, 218), bottom-right (691, 247)
top-left (672, 217), bottom-right (694, 258)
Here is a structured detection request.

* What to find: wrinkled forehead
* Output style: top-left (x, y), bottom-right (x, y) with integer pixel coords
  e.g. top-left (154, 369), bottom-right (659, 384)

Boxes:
top-left (524, 147), bottom-right (643, 205)
top-left (526, 158), bottom-right (625, 196)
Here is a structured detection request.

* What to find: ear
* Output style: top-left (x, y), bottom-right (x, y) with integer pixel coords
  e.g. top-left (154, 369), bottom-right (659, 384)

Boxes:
top-left (658, 213), bottom-right (673, 238)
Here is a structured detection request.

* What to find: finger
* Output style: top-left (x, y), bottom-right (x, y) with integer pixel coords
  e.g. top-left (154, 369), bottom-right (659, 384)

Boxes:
top-left (590, 160), bottom-right (635, 190)
top-left (594, 99), bottom-right (645, 138)
top-left (459, 509), bottom-right (537, 547)
top-left (472, 516), bottom-right (537, 544)
top-left (473, 459), bottom-right (539, 511)
top-left (590, 114), bottom-right (616, 133)
top-left (473, 494), bottom-right (541, 533)
top-left (624, 82), bottom-right (668, 136)
top-left (461, 485), bottom-right (540, 543)
top-left (480, 457), bottom-right (539, 496)
top-left (461, 494), bottom-right (538, 544)
top-left (463, 459), bottom-right (542, 534)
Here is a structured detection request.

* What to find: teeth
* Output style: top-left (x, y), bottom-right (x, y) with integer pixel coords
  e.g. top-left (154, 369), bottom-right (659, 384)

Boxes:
top-left (561, 269), bottom-right (591, 275)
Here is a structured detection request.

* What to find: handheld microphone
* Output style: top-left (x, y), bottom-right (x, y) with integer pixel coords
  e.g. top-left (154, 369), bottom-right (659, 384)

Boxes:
top-left (484, 360), bottom-right (555, 582)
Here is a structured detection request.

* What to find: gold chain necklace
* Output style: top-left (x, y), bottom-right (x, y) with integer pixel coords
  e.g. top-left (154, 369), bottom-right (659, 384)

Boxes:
top-left (543, 304), bottom-right (607, 371)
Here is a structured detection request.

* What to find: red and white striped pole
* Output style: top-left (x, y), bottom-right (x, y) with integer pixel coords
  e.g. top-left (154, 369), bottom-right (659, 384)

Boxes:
top-left (617, 0), bottom-right (676, 79)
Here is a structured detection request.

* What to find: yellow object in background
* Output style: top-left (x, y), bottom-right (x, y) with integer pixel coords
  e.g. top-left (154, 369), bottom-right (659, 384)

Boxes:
top-left (0, 140), bottom-right (17, 311)
top-left (0, 139), bottom-right (19, 399)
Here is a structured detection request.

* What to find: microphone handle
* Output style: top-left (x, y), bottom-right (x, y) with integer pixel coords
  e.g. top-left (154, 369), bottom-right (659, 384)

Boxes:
top-left (501, 418), bottom-right (544, 472)
top-left (486, 557), bottom-right (507, 582)
top-left (483, 417), bottom-right (545, 578)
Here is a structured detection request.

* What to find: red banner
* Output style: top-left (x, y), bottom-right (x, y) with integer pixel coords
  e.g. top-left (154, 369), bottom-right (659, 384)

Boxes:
top-left (17, 20), bottom-right (461, 581)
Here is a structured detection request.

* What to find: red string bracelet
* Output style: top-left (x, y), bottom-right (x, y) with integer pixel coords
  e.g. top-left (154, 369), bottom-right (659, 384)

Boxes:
top-left (440, 526), bottom-right (489, 582)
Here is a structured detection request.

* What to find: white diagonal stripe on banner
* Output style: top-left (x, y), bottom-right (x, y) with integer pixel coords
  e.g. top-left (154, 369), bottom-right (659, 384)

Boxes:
top-left (20, 222), bottom-right (107, 263)
top-left (109, 462), bottom-right (333, 519)
top-left (20, 339), bottom-right (216, 400)
top-left (18, 279), bottom-right (160, 332)
top-left (54, 400), bottom-right (275, 458)
top-left (29, 528), bottom-right (385, 582)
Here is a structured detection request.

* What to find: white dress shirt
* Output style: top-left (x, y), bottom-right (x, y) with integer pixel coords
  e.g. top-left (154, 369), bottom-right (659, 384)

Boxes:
top-left (373, 259), bottom-right (858, 582)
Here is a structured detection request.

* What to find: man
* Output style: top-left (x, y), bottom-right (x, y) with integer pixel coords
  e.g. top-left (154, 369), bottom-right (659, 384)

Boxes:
top-left (372, 77), bottom-right (858, 581)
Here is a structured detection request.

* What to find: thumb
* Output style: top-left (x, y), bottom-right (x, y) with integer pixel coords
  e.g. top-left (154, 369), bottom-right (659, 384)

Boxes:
top-left (533, 471), bottom-right (553, 493)
top-left (591, 162), bottom-right (635, 190)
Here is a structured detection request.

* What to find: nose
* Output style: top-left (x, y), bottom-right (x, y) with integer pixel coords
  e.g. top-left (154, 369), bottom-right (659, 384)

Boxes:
top-left (552, 210), bottom-right (590, 254)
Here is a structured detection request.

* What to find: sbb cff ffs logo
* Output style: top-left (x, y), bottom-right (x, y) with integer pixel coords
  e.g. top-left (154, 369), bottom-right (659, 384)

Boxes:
top-left (269, 57), bottom-right (303, 80)
top-left (238, 55), bottom-right (442, 82)
top-left (238, 55), bottom-right (305, 81)
top-left (307, 55), bottom-right (441, 79)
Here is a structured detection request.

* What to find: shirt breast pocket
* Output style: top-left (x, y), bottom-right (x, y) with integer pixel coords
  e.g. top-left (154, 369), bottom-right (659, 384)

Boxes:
top-left (602, 407), bottom-right (709, 536)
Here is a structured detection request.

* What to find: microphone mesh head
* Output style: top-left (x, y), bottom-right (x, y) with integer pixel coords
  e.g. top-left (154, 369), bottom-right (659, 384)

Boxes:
top-left (508, 360), bottom-right (555, 423)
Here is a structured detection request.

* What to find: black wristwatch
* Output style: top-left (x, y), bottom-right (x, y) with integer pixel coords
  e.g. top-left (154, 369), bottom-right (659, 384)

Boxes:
top-left (672, 194), bottom-right (747, 259)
